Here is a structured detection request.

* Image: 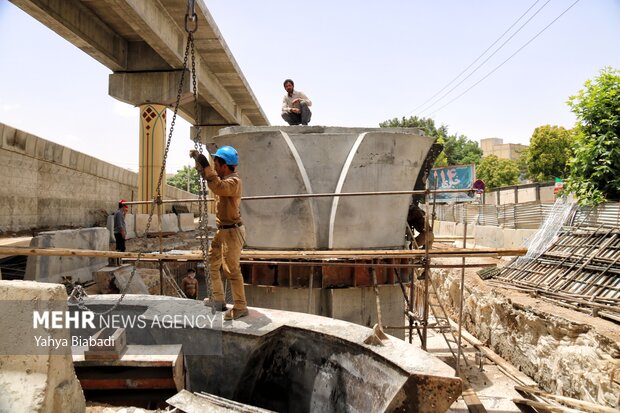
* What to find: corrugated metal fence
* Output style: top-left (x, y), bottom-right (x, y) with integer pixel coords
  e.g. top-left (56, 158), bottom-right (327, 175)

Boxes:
top-left (427, 201), bottom-right (620, 229)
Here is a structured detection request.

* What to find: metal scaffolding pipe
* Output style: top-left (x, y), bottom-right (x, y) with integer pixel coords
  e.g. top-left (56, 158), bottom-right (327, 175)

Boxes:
top-left (122, 188), bottom-right (473, 205)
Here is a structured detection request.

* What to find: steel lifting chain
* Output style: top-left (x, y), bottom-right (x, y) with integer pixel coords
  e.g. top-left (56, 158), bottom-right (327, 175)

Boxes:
top-left (187, 26), bottom-right (216, 314)
top-left (70, 12), bottom-right (197, 316)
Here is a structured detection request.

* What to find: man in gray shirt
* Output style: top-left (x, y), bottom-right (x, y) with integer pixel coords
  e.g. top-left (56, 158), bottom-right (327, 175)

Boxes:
top-left (281, 79), bottom-right (312, 125)
top-left (113, 200), bottom-right (128, 252)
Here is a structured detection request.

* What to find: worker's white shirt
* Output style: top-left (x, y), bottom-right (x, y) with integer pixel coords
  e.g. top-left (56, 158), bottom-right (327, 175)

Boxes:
top-left (282, 90), bottom-right (312, 113)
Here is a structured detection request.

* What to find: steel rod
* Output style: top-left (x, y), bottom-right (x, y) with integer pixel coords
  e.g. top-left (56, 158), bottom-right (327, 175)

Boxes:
top-left (122, 188), bottom-right (473, 205)
top-left (0, 246), bottom-right (527, 260)
top-left (456, 221), bottom-right (467, 377)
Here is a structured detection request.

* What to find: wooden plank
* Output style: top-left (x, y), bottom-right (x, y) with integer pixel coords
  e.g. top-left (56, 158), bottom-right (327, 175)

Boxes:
top-left (73, 344), bottom-right (182, 367)
top-left (513, 397), bottom-right (585, 413)
top-left (460, 377), bottom-right (487, 413)
top-left (79, 377), bottom-right (176, 390)
top-left (515, 385), bottom-right (619, 413)
top-left (0, 246), bottom-right (528, 261)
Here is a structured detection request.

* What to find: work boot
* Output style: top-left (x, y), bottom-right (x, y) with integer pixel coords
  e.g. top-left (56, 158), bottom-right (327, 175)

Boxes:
top-left (224, 307), bottom-right (249, 321)
top-left (203, 298), bottom-right (227, 312)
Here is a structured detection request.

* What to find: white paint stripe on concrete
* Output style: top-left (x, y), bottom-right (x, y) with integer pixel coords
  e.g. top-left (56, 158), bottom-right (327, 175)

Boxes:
top-left (280, 131), bottom-right (314, 196)
top-left (328, 132), bottom-right (367, 248)
top-left (280, 131), bottom-right (318, 244)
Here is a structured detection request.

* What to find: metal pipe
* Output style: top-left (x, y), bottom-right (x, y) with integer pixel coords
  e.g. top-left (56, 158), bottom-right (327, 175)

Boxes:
top-left (456, 221), bottom-right (467, 377)
top-left (122, 188), bottom-right (473, 205)
top-left (238, 260), bottom-right (495, 269)
top-left (0, 246), bottom-right (527, 260)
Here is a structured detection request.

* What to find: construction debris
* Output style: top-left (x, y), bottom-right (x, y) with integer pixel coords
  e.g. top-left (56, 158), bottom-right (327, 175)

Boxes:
top-left (492, 225), bottom-right (620, 323)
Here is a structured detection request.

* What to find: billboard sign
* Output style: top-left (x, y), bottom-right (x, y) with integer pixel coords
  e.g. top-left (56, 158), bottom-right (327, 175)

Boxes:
top-left (429, 164), bottom-right (475, 202)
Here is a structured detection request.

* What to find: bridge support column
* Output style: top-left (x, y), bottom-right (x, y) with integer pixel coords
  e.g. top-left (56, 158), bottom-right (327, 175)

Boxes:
top-left (138, 104), bottom-right (166, 214)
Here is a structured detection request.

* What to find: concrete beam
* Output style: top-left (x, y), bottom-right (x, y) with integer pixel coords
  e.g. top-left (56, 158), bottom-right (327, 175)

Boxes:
top-left (106, 0), bottom-right (253, 126)
top-left (10, 0), bottom-right (127, 70)
top-left (126, 41), bottom-right (172, 71)
top-left (109, 70), bottom-right (191, 106)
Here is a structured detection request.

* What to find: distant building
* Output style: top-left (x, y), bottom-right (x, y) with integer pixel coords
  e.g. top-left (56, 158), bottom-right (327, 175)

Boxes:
top-left (480, 138), bottom-right (528, 161)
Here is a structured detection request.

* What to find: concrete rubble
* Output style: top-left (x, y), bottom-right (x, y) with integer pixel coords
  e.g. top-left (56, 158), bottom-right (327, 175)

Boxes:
top-left (0, 280), bottom-right (85, 413)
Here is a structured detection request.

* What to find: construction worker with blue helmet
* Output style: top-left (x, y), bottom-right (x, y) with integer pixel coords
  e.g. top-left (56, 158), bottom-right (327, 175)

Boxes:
top-left (211, 145), bottom-right (238, 166)
top-left (190, 145), bottom-right (248, 320)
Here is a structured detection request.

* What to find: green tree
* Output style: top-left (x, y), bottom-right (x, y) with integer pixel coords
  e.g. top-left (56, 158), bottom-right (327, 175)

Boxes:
top-left (379, 115), bottom-right (448, 138)
top-left (566, 67), bottom-right (620, 206)
top-left (476, 155), bottom-right (520, 189)
top-left (167, 166), bottom-right (200, 195)
top-left (443, 134), bottom-right (483, 165)
top-left (526, 125), bottom-right (575, 182)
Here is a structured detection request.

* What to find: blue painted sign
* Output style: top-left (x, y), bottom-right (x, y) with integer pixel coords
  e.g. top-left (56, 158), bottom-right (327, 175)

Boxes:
top-left (429, 164), bottom-right (476, 202)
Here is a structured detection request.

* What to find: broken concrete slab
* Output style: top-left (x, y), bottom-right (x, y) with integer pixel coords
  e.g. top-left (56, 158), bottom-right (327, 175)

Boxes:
top-left (0, 280), bottom-right (85, 413)
top-left (25, 228), bottom-right (108, 283)
top-left (111, 266), bottom-right (150, 294)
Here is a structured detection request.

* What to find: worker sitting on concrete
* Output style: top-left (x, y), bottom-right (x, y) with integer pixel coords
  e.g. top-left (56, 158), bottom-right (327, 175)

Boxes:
top-left (181, 268), bottom-right (198, 299)
top-left (281, 78), bottom-right (312, 125)
top-left (190, 146), bottom-right (249, 320)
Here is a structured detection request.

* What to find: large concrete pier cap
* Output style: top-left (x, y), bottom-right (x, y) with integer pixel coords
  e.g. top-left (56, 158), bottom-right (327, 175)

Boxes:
top-left (212, 126), bottom-right (434, 249)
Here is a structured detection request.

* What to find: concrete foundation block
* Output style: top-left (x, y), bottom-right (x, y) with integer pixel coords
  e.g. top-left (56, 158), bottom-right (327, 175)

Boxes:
top-left (433, 220), bottom-right (456, 237)
top-left (512, 229), bottom-right (538, 249)
top-left (178, 213), bottom-right (195, 232)
top-left (25, 228), bottom-right (109, 283)
top-left (245, 284), bottom-right (406, 339)
top-left (474, 225), bottom-right (505, 249)
top-left (135, 213), bottom-right (179, 235)
top-left (0, 280), bottom-right (85, 413)
top-left (245, 285), bottom-right (322, 315)
top-left (329, 285), bottom-right (405, 339)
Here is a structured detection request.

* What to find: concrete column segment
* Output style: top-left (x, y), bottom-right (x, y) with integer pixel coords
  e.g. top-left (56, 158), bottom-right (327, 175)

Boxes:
top-left (214, 126), bottom-right (434, 249)
top-left (0, 280), bottom-right (85, 413)
top-left (138, 104), bottom-right (166, 214)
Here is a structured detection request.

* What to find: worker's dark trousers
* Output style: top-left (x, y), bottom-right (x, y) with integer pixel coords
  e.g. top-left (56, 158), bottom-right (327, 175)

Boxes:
top-left (282, 102), bottom-right (312, 125)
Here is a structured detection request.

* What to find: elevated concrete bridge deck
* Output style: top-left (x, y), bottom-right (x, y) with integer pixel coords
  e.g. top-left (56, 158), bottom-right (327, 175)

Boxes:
top-left (10, 0), bottom-right (269, 131)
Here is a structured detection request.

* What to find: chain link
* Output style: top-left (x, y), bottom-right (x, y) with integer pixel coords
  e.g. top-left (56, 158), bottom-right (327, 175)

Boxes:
top-left (188, 32), bottom-right (216, 314)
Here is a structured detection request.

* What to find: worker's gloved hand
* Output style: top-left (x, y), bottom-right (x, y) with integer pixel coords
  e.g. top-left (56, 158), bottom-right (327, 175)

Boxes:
top-left (189, 149), bottom-right (209, 169)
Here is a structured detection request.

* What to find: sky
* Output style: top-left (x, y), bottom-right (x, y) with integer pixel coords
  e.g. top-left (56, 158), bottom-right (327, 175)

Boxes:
top-left (1, 0), bottom-right (619, 173)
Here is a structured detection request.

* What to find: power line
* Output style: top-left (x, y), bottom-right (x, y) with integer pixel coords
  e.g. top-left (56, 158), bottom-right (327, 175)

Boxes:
top-left (416, 0), bottom-right (553, 117)
top-left (409, 0), bottom-right (544, 116)
top-left (427, 0), bottom-right (581, 118)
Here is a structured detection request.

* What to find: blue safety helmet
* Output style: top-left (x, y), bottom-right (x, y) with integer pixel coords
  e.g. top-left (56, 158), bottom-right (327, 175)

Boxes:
top-left (211, 145), bottom-right (239, 166)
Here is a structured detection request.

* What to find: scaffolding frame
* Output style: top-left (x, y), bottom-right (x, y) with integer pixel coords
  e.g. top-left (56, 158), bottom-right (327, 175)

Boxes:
top-left (0, 187), bottom-right (524, 384)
